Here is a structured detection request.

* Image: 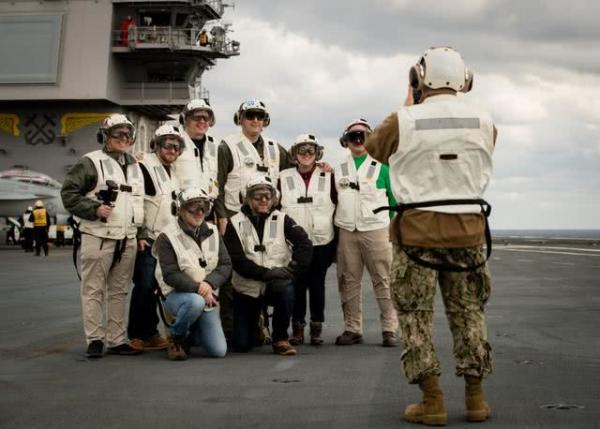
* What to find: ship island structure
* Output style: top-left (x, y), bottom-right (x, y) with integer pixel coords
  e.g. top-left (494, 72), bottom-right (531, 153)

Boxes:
top-left (0, 0), bottom-right (240, 181)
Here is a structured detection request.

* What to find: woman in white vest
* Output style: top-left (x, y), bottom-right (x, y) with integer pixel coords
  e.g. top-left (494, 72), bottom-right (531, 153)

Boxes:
top-left (153, 188), bottom-right (231, 360)
top-left (223, 176), bottom-right (312, 356)
top-left (61, 113), bottom-right (144, 358)
top-left (334, 119), bottom-right (399, 348)
top-left (128, 124), bottom-right (183, 353)
top-left (173, 99), bottom-right (219, 199)
top-left (279, 134), bottom-right (336, 346)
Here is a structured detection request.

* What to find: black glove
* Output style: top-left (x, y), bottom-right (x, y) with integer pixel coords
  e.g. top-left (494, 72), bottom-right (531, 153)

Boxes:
top-left (262, 266), bottom-right (294, 282)
top-left (266, 278), bottom-right (291, 294)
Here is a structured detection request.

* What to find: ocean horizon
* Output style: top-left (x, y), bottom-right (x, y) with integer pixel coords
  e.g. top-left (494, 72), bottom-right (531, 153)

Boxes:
top-left (492, 229), bottom-right (600, 240)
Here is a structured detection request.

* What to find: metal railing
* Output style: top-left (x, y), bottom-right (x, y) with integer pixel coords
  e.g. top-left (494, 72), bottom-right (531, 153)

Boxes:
top-left (120, 82), bottom-right (189, 103)
top-left (112, 26), bottom-right (239, 55)
top-left (191, 0), bottom-right (224, 16)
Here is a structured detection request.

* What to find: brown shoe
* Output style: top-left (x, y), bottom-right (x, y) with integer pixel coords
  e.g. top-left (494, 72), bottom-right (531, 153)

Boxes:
top-left (465, 375), bottom-right (491, 422)
top-left (129, 338), bottom-right (145, 352)
top-left (335, 331), bottom-right (364, 345)
top-left (143, 335), bottom-right (169, 350)
top-left (309, 321), bottom-right (324, 346)
top-left (404, 375), bottom-right (447, 426)
top-left (382, 331), bottom-right (398, 347)
top-left (167, 337), bottom-right (188, 361)
top-left (272, 340), bottom-right (297, 356)
top-left (289, 322), bottom-right (305, 346)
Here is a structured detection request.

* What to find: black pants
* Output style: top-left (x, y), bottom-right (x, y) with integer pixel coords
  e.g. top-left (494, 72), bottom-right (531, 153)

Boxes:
top-left (128, 243), bottom-right (160, 341)
top-left (33, 227), bottom-right (48, 256)
top-left (292, 242), bottom-right (335, 324)
top-left (232, 283), bottom-right (294, 352)
top-left (23, 228), bottom-right (34, 252)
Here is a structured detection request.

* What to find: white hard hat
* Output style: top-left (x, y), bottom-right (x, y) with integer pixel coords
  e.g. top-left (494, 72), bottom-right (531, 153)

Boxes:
top-left (150, 124), bottom-right (185, 151)
top-left (177, 187), bottom-right (212, 214)
top-left (34, 200), bottom-right (44, 208)
top-left (340, 118), bottom-right (372, 148)
top-left (234, 98), bottom-right (270, 126)
top-left (244, 175), bottom-right (277, 202)
top-left (180, 98), bottom-right (215, 126)
top-left (290, 133), bottom-right (324, 161)
top-left (97, 113), bottom-right (136, 144)
top-left (409, 47), bottom-right (473, 93)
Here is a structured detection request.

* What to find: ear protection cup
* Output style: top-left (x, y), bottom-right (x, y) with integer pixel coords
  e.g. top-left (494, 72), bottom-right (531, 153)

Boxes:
top-left (409, 63), bottom-right (425, 91)
top-left (316, 145), bottom-right (324, 161)
top-left (179, 113), bottom-right (185, 125)
top-left (96, 129), bottom-right (105, 144)
top-left (339, 137), bottom-right (348, 148)
top-left (462, 68), bottom-right (474, 93)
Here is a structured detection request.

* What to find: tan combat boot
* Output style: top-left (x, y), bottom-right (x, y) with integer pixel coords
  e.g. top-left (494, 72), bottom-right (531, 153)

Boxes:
top-left (404, 375), bottom-right (447, 426)
top-left (465, 375), bottom-right (491, 422)
top-left (289, 322), bottom-right (305, 346)
top-left (309, 321), bottom-right (324, 346)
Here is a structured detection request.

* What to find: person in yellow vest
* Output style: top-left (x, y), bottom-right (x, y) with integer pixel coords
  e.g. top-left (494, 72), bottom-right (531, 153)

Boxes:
top-left (334, 119), bottom-right (399, 347)
top-left (279, 134), bottom-right (336, 346)
top-left (128, 125), bottom-right (184, 353)
top-left (153, 188), bottom-right (231, 360)
top-left (61, 113), bottom-right (144, 358)
top-left (31, 200), bottom-right (49, 256)
top-left (366, 47), bottom-right (496, 425)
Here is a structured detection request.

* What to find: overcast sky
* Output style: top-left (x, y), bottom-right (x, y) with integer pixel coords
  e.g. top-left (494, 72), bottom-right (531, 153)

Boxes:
top-left (204, 0), bottom-right (600, 230)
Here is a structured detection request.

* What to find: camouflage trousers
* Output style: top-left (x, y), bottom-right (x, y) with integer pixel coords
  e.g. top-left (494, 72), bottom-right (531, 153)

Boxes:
top-left (391, 244), bottom-right (493, 383)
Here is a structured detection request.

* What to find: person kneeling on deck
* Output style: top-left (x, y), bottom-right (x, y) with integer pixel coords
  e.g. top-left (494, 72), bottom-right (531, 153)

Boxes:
top-left (153, 188), bottom-right (231, 360)
top-left (223, 176), bottom-right (312, 356)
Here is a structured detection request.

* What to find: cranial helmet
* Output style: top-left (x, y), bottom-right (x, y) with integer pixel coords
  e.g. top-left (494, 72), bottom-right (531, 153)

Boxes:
top-left (150, 124), bottom-right (185, 151)
top-left (179, 98), bottom-right (215, 126)
top-left (244, 175), bottom-right (277, 203)
top-left (290, 133), bottom-right (324, 161)
top-left (96, 113), bottom-right (136, 144)
top-left (409, 46), bottom-right (473, 93)
top-left (233, 98), bottom-right (270, 127)
top-left (177, 187), bottom-right (212, 214)
top-left (34, 200), bottom-right (44, 208)
top-left (339, 118), bottom-right (372, 148)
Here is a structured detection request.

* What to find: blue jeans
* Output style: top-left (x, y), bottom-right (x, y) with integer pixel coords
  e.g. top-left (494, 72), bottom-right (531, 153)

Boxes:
top-left (128, 244), bottom-right (160, 340)
top-left (165, 292), bottom-right (227, 358)
top-left (232, 281), bottom-right (294, 352)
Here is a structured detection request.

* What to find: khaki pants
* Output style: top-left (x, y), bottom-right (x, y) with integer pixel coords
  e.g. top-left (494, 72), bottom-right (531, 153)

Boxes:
top-left (80, 234), bottom-right (137, 346)
top-left (336, 227), bottom-right (398, 334)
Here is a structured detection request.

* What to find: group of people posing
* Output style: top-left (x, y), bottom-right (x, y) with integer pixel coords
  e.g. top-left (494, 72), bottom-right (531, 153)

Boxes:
top-left (61, 47), bottom-right (496, 426)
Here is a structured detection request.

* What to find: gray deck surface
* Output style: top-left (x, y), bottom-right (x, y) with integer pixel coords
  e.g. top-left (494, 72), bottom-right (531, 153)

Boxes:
top-left (1, 242), bottom-right (599, 428)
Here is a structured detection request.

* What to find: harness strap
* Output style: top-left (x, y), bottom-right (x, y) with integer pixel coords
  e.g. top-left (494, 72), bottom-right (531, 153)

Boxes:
top-left (375, 199), bottom-right (492, 272)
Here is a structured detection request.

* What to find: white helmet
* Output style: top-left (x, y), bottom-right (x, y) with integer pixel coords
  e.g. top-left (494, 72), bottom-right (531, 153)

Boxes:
top-left (409, 47), bottom-right (473, 93)
top-left (180, 98), bottom-right (215, 126)
top-left (150, 124), bottom-right (185, 151)
top-left (340, 118), bottom-right (372, 148)
top-left (177, 187), bottom-right (212, 214)
top-left (97, 113), bottom-right (136, 144)
top-left (34, 200), bottom-right (44, 208)
top-left (290, 133), bottom-right (324, 161)
top-left (244, 175), bottom-right (277, 202)
top-left (233, 98), bottom-right (270, 126)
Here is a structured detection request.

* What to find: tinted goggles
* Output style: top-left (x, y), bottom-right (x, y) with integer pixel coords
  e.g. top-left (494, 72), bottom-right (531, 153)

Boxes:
top-left (183, 200), bottom-right (210, 214)
top-left (109, 131), bottom-right (133, 141)
top-left (189, 113), bottom-right (211, 122)
top-left (251, 191), bottom-right (273, 201)
top-left (297, 146), bottom-right (316, 156)
top-left (243, 110), bottom-right (267, 121)
top-left (159, 141), bottom-right (182, 152)
top-left (343, 130), bottom-right (368, 145)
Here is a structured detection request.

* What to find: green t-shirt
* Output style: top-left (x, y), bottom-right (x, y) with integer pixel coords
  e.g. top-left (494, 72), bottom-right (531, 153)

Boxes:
top-left (353, 153), bottom-right (397, 217)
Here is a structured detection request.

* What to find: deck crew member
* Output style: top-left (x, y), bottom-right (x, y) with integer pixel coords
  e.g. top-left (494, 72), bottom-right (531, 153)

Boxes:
top-left (31, 200), bottom-right (49, 256)
top-left (366, 47), bottom-right (497, 425)
top-left (21, 206), bottom-right (34, 252)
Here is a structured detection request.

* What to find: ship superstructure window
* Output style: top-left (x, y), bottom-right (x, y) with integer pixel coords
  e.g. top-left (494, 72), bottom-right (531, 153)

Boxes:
top-left (0, 15), bottom-right (62, 83)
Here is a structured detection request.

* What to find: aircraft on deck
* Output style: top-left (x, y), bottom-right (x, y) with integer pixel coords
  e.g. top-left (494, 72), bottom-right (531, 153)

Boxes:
top-left (0, 167), bottom-right (69, 224)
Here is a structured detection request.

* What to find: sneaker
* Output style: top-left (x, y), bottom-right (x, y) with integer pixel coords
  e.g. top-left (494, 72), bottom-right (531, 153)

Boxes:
top-left (107, 343), bottom-right (142, 355)
top-left (86, 340), bottom-right (104, 358)
top-left (335, 331), bottom-right (364, 345)
top-left (167, 337), bottom-right (188, 361)
top-left (272, 340), bottom-right (297, 356)
top-left (143, 335), bottom-right (169, 350)
top-left (382, 331), bottom-right (399, 347)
